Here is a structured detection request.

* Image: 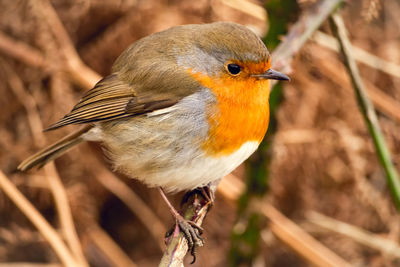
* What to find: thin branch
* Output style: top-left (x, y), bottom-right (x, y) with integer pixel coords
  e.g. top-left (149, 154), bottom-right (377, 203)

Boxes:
top-left (1, 0), bottom-right (379, 264)
top-left (218, 175), bottom-right (352, 267)
top-left (29, 0), bottom-right (100, 88)
top-left (307, 211), bottom-right (400, 258)
top-left (87, 224), bottom-right (138, 267)
top-left (89, 154), bottom-right (166, 251)
top-left (313, 31), bottom-right (400, 79)
top-left (261, 204), bottom-right (352, 267)
top-left (43, 165), bottom-right (89, 267)
top-left (219, 0), bottom-right (267, 21)
top-left (329, 12), bottom-right (400, 209)
top-left (271, 0), bottom-right (343, 74)
top-left (0, 171), bottom-right (77, 267)
top-left (79, 5), bottom-right (140, 64)
top-left (5, 64), bottom-right (88, 267)
top-left (159, 190), bottom-right (213, 267)
top-left (8, 39), bottom-right (164, 256)
top-left (312, 45), bottom-right (400, 124)
top-left (0, 31), bottom-right (48, 69)
top-left (3, 62), bottom-right (46, 146)
top-left (0, 30), bottom-right (100, 90)
top-left (217, 174), bottom-right (245, 201)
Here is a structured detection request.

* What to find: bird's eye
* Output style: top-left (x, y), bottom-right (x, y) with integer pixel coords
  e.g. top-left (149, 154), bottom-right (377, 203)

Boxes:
top-left (226, 64), bottom-right (241, 75)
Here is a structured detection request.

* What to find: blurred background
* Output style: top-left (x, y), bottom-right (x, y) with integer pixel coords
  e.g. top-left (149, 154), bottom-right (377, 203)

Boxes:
top-left (1, 0), bottom-right (400, 266)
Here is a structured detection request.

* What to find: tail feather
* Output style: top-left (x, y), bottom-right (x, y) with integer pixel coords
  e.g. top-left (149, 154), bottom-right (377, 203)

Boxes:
top-left (18, 125), bottom-right (93, 171)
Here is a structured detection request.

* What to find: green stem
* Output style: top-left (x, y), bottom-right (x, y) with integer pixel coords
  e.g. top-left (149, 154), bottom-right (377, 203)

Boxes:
top-left (329, 13), bottom-right (400, 210)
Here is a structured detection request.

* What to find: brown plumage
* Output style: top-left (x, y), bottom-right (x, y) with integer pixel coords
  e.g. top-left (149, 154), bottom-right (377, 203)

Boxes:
top-left (45, 22), bottom-right (270, 131)
top-left (18, 21), bottom-right (289, 260)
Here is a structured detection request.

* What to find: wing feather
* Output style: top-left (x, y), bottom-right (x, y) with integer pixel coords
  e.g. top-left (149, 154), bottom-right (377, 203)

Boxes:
top-left (45, 73), bottom-right (188, 131)
top-left (45, 74), bottom-right (136, 130)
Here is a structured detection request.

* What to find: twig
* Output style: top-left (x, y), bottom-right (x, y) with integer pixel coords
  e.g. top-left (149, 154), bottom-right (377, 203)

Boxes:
top-left (0, 31), bottom-right (48, 69)
top-left (5, 64), bottom-right (89, 267)
top-left (43, 165), bottom-right (89, 267)
top-left (90, 155), bottom-right (166, 251)
top-left (218, 175), bottom-right (352, 267)
top-left (307, 211), bottom-right (400, 258)
top-left (336, 125), bottom-right (398, 231)
top-left (87, 224), bottom-right (138, 267)
top-left (159, 190), bottom-right (212, 267)
top-left (313, 31), bottom-right (400, 79)
top-left (79, 5), bottom-right (140, 66)
top-left (3, 62), bottom-right (46, 146)
top-left (329, 13), bottom-right (400, 209)
top-left (8, 53), bottom-right (162, 261)
top-left (0, 1), bottom-right (366, 264)
top-left (219, 0), bottom-right (267, 21)
top-left (260, 205), bottom-right (352, 267)
top-left (29, 0), bottom-right (100, 89)
top-left (312, 45), bottom-right (400, 124)
top-left (0, 171), bottom-right (77, 267)
top-left (364, 80), bottom-right (400, 123)
top-left (0, 30), bottom-right (100, 90)
top-left (271, 0), bottom-right (343, 74)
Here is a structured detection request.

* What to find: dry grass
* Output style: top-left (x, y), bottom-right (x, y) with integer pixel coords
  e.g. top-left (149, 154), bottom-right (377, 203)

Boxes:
top-left (1, 0), bottom-right (400, 266)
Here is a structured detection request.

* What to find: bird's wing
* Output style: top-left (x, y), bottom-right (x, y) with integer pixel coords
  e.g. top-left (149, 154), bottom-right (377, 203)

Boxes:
top-left (45, 74), bottom-right (182, 131)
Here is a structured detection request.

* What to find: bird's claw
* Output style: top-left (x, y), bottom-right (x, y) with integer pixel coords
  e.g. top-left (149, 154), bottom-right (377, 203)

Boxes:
top-left (176, 216), bottom-right (204, 264)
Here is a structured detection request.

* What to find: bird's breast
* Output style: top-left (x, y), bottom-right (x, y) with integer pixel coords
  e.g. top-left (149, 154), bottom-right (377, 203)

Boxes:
top-left (189, 71), bottom-right (270, 156)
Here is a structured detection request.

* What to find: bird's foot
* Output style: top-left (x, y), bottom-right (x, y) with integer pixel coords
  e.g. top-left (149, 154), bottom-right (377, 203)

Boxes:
top-left (177, 214), bottom-right (204, 263)
top-left (159, 187), bottom-right (206, 263)
top-left (181, 185), bottom-right (215, 208)
top-left (164, 213), bottom-right (204, 263)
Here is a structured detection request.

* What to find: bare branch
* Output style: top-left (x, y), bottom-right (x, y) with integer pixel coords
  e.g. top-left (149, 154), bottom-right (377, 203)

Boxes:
top-left (5, 65), bottom-right (89, 267)
top-left (307, 211), bottom-right (400, 258)
top-left (271, 0), bottom-right (343, 74)
top-left (219, 175), bottom-right (352, 267)
top-left (0, 171), bottom-right (77, 267)
top-left (87, 224), bottom-right (138, 267)
top-left (0, 31), bottom-right (48, 69)
top-left (313, 31), bottom-right (400, 79)
top-left (219, 0), bottom-right (267, 21)
top-left (29, 0), bottom-right (100, 88)
top-left (312, 45), bottom-right (400, 124)
top-left (329, 12), bottom-right (400, 209)
top-left (159, 190), bottom-right (213, 267)
top-left (88, 153), bottom-right (167, 251)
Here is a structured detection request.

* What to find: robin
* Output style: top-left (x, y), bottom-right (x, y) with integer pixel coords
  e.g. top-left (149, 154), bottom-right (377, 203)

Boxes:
top-left (18, 21), bottom-right (289, 259)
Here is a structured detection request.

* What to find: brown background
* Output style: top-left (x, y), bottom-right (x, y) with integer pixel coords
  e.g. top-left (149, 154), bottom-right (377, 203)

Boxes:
top-left (1, 0), bottom-right (400, 266)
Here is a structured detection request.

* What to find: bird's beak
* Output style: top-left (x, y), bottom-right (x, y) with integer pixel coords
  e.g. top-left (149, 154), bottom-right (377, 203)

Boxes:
top-left (252, 69), bottom-right (290, 81)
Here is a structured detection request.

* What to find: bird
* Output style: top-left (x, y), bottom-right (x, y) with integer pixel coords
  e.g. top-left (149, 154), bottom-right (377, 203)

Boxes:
top-left (18, 21), bottom-right (289, 259)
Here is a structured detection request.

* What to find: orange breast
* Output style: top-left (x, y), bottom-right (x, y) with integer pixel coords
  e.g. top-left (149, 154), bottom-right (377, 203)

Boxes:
top-left (190, 71), bottom-right (270, 156)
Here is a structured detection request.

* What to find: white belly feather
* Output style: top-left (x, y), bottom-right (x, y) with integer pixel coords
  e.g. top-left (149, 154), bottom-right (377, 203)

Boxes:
top-left (143, 141), bottom-right (259, 192)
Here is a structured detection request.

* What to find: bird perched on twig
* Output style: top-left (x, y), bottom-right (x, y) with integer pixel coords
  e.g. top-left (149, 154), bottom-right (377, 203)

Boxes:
top-left (18, 21), bottom-right (289, 261)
